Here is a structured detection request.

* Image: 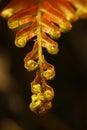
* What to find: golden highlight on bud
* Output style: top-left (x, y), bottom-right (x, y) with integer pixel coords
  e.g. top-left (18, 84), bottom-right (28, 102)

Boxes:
top-left (1, 8), bottom-right (14, 19)
top-left (15, 36), bottom-right (27, 48)
top-left (49, 29), bottom-right (61, 39)
top-left (76, 8), bottom-right (87, 18)
top-left (43, 69), bottom-right (55, 80)
top-left (8, 20), bottom-right (19, 29)
top-left (31, 84), bottom-right (42, 94)
top-left (60, 21), bottom-right (72, 32)
top-left (47, 44), bottom-right (59, 55)
top-left (29, 93), bottom-right (52, 114)
top-left (44, 89), bottom-right (54, 100)
top-left (29, 93), bottom-right (45, 111)
top-left (24, 60), bottom-right (38, 71)
top-left (29, 81), bottom-right (54, 114)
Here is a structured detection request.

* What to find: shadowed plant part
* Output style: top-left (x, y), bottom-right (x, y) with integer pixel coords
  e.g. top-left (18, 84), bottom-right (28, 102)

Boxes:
top-left (0, 0), bottom-right (87, 114)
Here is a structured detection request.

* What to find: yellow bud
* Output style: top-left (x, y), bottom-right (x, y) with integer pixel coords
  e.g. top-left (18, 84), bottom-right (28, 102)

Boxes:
top-left (15, 35), bottom-right (27, 47)
top-left (31, 95), bottom-right (42, 108)
top-left (29, 100), bottom-right (41, 112)
top-left (47, 44), bottom-right (59, 55)
top-left (29, 102), bottom-right (34, 111)
top-left (37, 93), bottom-right (45, 101)
top-left (31, 93), bottom-right (45, 103)
top-left (24, 60), bottom-right (38, 71)
top-left (49, 29), bottom-right (61, 39)
top-left (29, 93), bottom-right (45, 112)
top-left (60, 20), bottom-right (72, 32)
top-left (76, 8), bottom-right (87, 18)
top-left (31, 84), bottom-right (42, 94)
top-left (31, 94), bottom-right (37, 102)
top-left (43, 69), bottom-right (55, 80)
top-left (8, 20), bottom-right (19, 29)
top-left (1, 8), bottom-right (14, 19)
top-left (44, 89), bottom-right (54, 100)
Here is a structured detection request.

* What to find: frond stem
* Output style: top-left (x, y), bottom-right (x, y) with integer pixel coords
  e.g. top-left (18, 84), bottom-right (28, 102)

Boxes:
top-left (37, 2), bottom-right (45, 88)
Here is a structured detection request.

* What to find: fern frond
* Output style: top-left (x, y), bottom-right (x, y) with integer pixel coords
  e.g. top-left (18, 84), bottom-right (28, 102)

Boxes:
top-left (1, 0), bottom-right (87, 114)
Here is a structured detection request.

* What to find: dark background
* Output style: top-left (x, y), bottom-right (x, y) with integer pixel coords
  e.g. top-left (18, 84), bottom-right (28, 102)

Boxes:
top-left (0, 1), bottom-right (87, 130)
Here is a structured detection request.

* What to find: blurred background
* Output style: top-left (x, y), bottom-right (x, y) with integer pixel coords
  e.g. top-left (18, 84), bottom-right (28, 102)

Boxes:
top-left (0, 0), bottom-right (87, 130)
